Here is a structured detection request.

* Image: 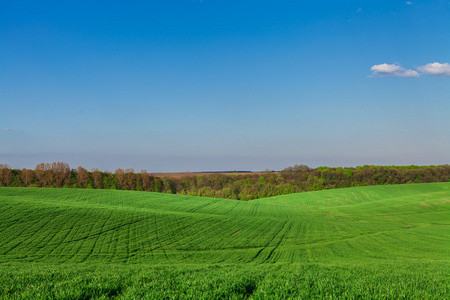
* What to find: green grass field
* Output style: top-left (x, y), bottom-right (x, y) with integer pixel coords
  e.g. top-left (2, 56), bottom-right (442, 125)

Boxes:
top-left (1, 183), bottom-right (449, 299)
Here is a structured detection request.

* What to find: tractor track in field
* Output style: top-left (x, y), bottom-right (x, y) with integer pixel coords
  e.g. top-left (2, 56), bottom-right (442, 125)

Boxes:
top-left (153, 214), bottom-right (169, 261)
top-left (34, 212), bottom-right (84, 258)
top-left (251, 220), bottom-right (289, 262)
top-left (45, 209), bottom-right (91, 256)
top-left (265, 222), bottom-right (293, 262)
top-left (148, 217), bottom-right (228, 252)
top-left (187, 199), bottom-right (223, 213)
top-left (45, 217), bottom-right (150, 247)
top-left (1, 216), bottom-right (55, 255)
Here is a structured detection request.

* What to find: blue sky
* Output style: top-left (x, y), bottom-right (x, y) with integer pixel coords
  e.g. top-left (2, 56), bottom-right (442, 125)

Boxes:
top-left (1, 0), bottom-right (449, 172)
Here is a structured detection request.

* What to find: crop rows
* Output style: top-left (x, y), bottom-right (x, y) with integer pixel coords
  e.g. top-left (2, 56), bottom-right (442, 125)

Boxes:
top-left (0, 183), bottom-right (449, 298)
top-left (1, 183), bottom-right (449, 264)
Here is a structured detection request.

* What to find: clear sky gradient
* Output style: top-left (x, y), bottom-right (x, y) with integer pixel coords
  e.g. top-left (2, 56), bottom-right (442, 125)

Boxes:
top-left (1, 0), bottom-right (449, 172)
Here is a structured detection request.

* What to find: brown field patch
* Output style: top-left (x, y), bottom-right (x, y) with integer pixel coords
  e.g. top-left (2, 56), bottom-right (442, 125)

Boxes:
top-left (231, 228), bottom-right (243, 236)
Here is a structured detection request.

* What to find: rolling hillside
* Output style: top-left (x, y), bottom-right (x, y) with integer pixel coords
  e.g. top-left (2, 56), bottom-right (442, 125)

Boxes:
top-left (0, 183), bottom-right (449, 298)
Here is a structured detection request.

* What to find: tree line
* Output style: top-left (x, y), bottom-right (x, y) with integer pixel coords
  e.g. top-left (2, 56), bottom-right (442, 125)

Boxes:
top-left (0, 162), bottom-right (175, 193)
top-left (0, 162), bottom-right (449, 200)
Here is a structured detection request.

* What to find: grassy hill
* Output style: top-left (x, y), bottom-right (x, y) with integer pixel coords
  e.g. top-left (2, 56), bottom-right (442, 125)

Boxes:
top-left (1, 183), bottom-right (449, 298)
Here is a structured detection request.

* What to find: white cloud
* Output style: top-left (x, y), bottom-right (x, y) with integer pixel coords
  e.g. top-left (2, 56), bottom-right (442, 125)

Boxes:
top-left (417, 62), bottom-right (450, 76)
top-left (370, 63), bottom-right (419, 77)
top-left (400, 69), bottom-right (420, 77)
top-left (0, 128), bottom-right (24, 132)
top-left (405, 1), bottom-right (412, 5)
top-left (371, 63), bottom-right (401, 74)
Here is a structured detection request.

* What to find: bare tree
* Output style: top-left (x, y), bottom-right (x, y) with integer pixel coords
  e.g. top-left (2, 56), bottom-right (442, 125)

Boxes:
top-left (114, 168), bottom-right (125, 189)
top-left (0, 164), bottom-right (13, 187)
top-left (91, 168), bottom-right (103, 189)
top-left (140, 169), bottom-right (153, 191)
top-left (124, 168), bottom-right (135, 190)
top-left (76, 166), bottom-right (90, 188)
top-left (51, 162), bottom-right (71, 187)
top-left (35, 163), bottom-right (53, 187)
top-left (20, 168), bottom-right (35, 187)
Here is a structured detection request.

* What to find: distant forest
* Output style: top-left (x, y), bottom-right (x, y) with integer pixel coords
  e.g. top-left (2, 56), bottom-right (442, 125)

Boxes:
top-left (0, 162), bottom-right (449, 200)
